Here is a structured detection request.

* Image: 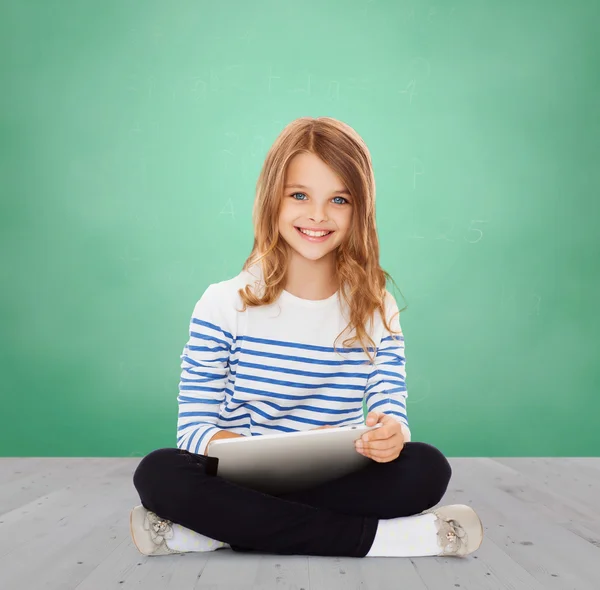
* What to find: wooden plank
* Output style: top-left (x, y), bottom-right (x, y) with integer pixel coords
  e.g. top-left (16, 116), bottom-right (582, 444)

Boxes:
top-left (252, 554), bottom-right (310, 590)
top-left (484, 458), bottom-right (600, 543)
top-left (0, 457), bottom-right (123, 515)
top-left (75, 539), bottom-right (212, 590)
top-left (194, 552), bottom-right (310, 589)
top-left (3, 457), bottom-right (597, 590)
top-left (495, 457), bottom-right (600, 515)
top-left (305, 555), bottom-right (428, 590)
top-left (0, 476), bottom-right (136, 589)
top-left (0, 457), bottom-right (51, 482)
top-left (449, 458), bottom-right (600, 590)
top-left (569, 458), bottom-right (600, 471)
top-left (0, 459), bottom-right (130, 538)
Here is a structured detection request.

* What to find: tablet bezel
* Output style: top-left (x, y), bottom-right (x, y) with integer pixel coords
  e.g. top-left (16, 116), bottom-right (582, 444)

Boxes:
top-left (207, 422), bottom-right (383, 451)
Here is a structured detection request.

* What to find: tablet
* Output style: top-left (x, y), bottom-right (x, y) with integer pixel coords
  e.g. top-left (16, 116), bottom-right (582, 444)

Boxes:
top-left (207, 423), bottom-right (382, 495)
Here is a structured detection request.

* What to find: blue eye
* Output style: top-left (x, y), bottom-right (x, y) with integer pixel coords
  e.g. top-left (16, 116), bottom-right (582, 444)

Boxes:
top-left (291, 192), bottom-right (349, 204)
top-left (332, 196), bottom-right (348, 205)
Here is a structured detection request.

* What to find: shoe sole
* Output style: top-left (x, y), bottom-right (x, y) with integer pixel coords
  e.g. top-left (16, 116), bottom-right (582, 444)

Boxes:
top-left (130, 506), bottom-right (145, 554)
top-left (130, 505), bottom-right (162, 556)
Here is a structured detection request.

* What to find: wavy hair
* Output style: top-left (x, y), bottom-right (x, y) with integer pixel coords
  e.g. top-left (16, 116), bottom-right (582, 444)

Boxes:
top-left (238, 116), bottom-right (406, 364)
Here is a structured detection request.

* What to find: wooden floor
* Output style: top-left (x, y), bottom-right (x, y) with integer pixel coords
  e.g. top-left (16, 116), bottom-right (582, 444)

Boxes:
top-left (0, 457), bottom-right (599, 590)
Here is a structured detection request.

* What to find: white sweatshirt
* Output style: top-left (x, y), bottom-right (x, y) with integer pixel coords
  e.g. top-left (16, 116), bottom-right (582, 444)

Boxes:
top-left (176, 264), bottom-right (410, 456)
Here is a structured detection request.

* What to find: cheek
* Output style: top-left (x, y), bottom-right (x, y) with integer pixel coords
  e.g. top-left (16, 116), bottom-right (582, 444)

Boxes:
top-left (278, 217), bottom-right (293, 235)
top-left (337, 213), bottom-right (353, 234)
top-left (277, 212), bottom-right (298, 239)
top-left (277, 208), bottom-right (288, 229)
top-left (278, 203), bottom-right (294, 225)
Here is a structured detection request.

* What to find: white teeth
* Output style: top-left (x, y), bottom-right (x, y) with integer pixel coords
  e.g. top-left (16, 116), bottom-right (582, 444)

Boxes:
top-left (299, 228), bottom-right (331, 237)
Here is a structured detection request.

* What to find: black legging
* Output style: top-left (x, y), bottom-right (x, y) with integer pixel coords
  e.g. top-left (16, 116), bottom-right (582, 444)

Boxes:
top-left (132, 441), bottom-right (452, 557)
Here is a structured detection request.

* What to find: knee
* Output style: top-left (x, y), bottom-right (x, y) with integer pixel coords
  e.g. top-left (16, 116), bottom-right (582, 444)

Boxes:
top-left (133, 447), bottom-right (184, 493)
top-left (407, 441), bottom-right (452, 502)
top-left (372, 442), bottom-right (452, 519)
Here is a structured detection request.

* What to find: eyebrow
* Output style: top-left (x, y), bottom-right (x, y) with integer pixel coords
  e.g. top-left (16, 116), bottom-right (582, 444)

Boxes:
top-left (284, 183), bottom-right (351, 195)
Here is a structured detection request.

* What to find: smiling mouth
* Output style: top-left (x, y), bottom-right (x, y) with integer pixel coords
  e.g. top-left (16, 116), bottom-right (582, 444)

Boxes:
top-left (295, 227), bottom-right (334, 235)
top-left (294, 227), bottom-right (335, 241)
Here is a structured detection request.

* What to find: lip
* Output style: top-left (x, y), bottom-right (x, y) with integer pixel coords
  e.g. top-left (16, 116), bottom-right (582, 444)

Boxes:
top-left (295, 226), bottom-right (334, 232)
top-left (295, 227), bottom-right (334, 243)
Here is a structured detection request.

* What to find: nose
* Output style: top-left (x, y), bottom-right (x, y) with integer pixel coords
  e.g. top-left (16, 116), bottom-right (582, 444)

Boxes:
top-left (309, 203), bottom-right (328, 223)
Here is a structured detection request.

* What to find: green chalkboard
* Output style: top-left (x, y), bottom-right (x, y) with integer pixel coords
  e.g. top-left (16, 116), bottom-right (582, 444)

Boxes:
top-left (1, 0), bottom-right (598, 457)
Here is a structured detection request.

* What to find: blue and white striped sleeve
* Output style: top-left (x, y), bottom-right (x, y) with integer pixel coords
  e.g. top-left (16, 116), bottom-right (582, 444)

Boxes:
top-left (176, 284), bottom-right (232, 456)
top-left (364, 292), bottom-right (411, 442)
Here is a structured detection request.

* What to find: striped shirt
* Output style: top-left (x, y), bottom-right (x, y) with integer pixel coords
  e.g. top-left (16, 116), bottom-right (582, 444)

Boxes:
top-left (176, 264), bottom-right (410, 456)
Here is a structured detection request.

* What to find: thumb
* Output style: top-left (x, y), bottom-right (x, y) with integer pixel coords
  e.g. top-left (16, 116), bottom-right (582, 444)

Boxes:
top-left (366, 411), bottom-right (380, 426)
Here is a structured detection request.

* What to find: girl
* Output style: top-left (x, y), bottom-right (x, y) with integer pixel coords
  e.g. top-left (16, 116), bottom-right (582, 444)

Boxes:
top-left (130, 117), bottom-right (483, 558)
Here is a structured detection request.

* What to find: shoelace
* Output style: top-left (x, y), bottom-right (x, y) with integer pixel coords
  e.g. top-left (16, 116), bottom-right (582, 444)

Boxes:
top-left (144, 511), bottom-right (175, 546)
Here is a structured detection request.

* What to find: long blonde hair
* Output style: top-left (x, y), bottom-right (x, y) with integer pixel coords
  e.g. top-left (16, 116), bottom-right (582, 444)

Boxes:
top-left (238, 116), bottom-right (406, 364)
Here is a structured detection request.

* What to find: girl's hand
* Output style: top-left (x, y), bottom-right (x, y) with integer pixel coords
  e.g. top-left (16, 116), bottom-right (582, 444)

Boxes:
top-left (355, 411), bottom-right (405, 462)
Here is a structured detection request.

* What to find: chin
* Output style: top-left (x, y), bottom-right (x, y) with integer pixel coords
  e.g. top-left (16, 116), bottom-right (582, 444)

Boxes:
top-left (298, 251), bottom-right (332, 262)
top-left (292, 244), bottom-right (337, 262)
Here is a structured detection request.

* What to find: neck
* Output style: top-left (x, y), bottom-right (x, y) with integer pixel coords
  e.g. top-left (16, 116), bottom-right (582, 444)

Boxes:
top-left (284, 250), bottom-right (338, 301)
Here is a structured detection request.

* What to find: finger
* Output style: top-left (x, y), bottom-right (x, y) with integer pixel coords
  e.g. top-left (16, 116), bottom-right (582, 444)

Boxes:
top-left (361, 423), bottom-right (398, 443)
top-left (356, 433), bottom-right (401, 457)
top-left (362, 416), bottom-right (402, 442)
top-left (365, 411), bottom-right (381, 426)
top-left (362, 427), bottom-right (393, 443)
top-left (367, 439), bottom-right (404, 457)
top-left (361, 446), bottom-right (400, 462)
top-left (359, 436), bottom-right (400, 451)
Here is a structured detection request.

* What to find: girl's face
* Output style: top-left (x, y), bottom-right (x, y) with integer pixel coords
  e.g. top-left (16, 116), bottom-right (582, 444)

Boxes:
top-left (278, 152), bottom-right (353, 262)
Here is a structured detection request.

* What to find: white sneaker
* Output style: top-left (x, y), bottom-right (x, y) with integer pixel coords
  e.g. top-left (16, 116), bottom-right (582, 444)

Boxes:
top-left (130, 505), bottom-right (185, 556)
top-left (421, 504), bottom-right (484, 557)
